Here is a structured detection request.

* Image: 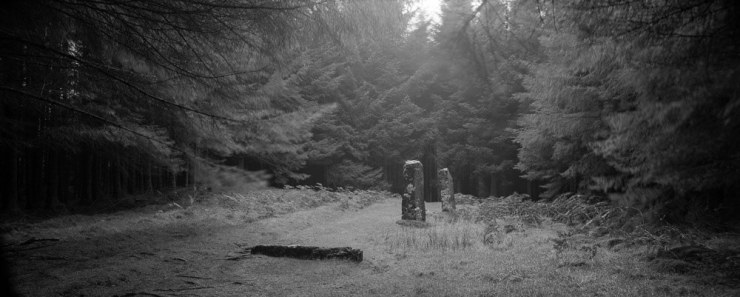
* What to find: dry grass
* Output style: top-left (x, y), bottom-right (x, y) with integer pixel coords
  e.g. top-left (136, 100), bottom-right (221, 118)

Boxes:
top-left (384, 215), bottom-right (484, 251)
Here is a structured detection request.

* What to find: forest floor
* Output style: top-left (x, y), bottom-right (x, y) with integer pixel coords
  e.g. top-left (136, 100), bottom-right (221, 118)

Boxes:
top-left (3, 189), bottom-right (740, 297)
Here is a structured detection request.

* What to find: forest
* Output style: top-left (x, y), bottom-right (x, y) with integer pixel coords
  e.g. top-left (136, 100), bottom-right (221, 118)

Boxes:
top-left (1, 0), bottom-right (739, 227)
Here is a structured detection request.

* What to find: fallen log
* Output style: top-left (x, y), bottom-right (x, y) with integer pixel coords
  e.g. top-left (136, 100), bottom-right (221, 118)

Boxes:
top-left (250, 245), bottom-right (363, 262)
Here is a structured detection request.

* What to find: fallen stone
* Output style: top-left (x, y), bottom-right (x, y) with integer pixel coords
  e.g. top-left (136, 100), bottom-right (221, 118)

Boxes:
top-left (250, 245), bottom-right (363, 262)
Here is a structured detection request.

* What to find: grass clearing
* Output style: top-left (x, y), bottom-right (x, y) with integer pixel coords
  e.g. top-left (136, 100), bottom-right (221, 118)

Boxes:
top-left (3, 190), bottom-right (739, 296)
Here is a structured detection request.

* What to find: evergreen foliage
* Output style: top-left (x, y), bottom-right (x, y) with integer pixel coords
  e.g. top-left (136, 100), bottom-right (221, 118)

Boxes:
top-left (2, 0), bottom-right (737, 225)
top-left (513, 0), bottom-right (740, 223)
top-left (0, 0), bottom-right (409, 210)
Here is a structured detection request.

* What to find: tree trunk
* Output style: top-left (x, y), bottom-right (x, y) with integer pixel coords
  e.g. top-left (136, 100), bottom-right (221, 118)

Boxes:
top-left (477, 175), bottom-right (489, 198)
top-left (106, 159), bottom-right (113, 199)
top-left (93, 153), bottom-right (105, 201)
top-left (154, 166), bottom-right (161, 191)
top-left (23, 153), bottom-right (33, 209)
top-left (113, 156), bottom-right (123, 200)
top-left (386, 161), bottom-right (405, 195)
top-left (422, 144), bottom-right (439, 202)
top-left (57, 153), bottom-right (69, 205)
top-left (126, 162), bottom-right (135, 195)
top-left (490, 173), bottom-right (499, 197)
top-left (121, 157), bottom-right (129, 197)
top-left (323, 164), bottom-right (329, 187)
top-left (137, 163), bottom-right (144, 194)
top-left (146, 161), bottom-right (154, 193)
top-left (184, 163), bottom-right (190, 188)
top-left (82, 152), bottom-right (93, 205)
top-left (6, 148), bottom-right (20, 212)
top-left (31, 150), bottom-right (45, 209)
top-left (191, 143), bottom-right (197, 191)
top-left (74, 153), bottom-right (84, 205)
top-left (46, 150), bottom-right (61, 210)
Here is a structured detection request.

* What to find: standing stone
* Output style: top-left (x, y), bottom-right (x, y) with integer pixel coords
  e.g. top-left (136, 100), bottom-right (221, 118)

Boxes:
top-left (402, 160), bottom-right (425, 221)
top-left (438, 168), bottom-right (455, 212)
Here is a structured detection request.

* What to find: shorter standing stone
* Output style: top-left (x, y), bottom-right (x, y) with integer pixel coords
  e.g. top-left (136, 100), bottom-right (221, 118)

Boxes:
top-left (402, 160), bottom-right (425, 221)
top-left (438, 168), bottom-right (455, 212)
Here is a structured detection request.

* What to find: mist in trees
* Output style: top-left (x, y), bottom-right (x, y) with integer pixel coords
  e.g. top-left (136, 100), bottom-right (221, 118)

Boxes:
top-left (1, 0), bottom-right (738, 225)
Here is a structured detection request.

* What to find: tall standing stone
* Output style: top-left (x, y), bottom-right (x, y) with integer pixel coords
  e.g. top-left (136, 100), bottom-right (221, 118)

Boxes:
top-left (438, 168), bottom-right (455, 212)
top-left (402, 160), bottom-right (425, 221)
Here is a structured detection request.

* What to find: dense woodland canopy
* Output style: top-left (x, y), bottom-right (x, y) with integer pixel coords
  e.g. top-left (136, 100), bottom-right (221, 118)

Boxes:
top-left (1, 0), bottom-right (738, 225)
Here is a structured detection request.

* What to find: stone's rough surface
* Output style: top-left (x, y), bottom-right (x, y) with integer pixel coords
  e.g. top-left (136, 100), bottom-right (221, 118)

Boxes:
top-left (250, 245), bottom-right (363, 262)
top-left (438, 168), bottom-right (455, 212)
top-left (402, 160), bottom-right (425, 221)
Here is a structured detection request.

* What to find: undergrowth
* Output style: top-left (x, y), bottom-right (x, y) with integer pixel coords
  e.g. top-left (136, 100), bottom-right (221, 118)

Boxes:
top-left (188, 185), bottom-right (391, 223)
top-left (476, 193), bottom-right (714, 248)
top-left (474, 192), bottom-right (740, 287)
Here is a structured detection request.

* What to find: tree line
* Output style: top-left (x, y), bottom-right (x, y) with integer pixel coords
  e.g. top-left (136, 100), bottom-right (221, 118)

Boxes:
top-left (1, 0), bottom-right (738, 225)
top-left (0, 0), bottom-right (405, 212)
top-left (295, 0), bottom-right (740, 224)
